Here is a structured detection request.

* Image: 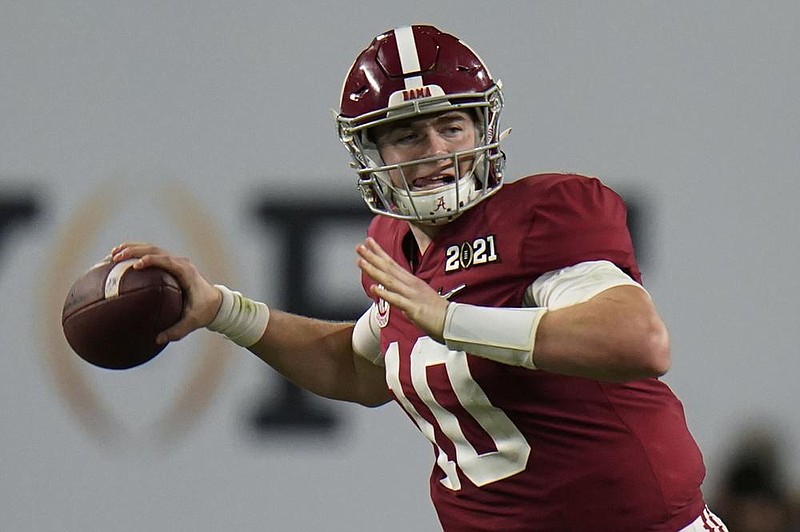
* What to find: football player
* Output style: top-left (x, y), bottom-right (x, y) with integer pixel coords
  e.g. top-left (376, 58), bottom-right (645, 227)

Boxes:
top-left (113, 25), bottom-right (728, 531)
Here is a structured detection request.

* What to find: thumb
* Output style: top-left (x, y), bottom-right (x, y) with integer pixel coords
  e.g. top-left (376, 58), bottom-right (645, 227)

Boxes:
top-left (156, 318), bottom-right (198, 345)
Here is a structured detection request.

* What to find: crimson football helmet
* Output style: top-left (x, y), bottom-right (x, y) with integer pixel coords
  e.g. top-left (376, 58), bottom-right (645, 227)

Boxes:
top-left (336, 25), bottom-right (508, 223)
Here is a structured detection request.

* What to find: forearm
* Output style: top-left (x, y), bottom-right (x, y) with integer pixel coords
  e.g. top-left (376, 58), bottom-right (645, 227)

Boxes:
top-left (532, 286), bottom-right (671, 382)
top-left (107, 245), bottom-right (392, 405)
top-left (443, 286), bottom-right (670, 382)
top-left (248, 309), bottom-right (391, 406)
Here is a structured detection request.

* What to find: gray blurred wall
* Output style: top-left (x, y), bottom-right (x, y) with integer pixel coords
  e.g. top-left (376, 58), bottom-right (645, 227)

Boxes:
top-left (1, 2), bottom-right (798, 530)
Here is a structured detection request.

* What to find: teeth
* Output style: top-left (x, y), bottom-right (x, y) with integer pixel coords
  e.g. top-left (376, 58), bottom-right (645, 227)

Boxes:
top-left (411, 175), bottom-right (455, 189)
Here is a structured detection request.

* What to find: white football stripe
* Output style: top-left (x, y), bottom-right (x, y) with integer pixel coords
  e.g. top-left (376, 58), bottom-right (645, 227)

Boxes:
top-left (394, 26), bottom-right (423, 89)
top-left (104, 258), bottom-right (137, 299)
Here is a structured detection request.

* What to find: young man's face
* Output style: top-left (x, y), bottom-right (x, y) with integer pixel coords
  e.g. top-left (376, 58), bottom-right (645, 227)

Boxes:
top-left (373, 110), bottom-right (478, 190)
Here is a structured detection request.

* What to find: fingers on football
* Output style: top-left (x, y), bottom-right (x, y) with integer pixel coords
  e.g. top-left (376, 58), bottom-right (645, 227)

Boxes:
top-left (111, 242), bottom-right (161, 259)
top-left (111, 245), bottom-right (186, 280)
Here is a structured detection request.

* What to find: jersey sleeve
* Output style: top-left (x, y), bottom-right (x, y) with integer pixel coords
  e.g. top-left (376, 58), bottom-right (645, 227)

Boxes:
top-left (521, 175), bottom-right (641, 282)
top-left (523, 260), bottom-right (648, 309)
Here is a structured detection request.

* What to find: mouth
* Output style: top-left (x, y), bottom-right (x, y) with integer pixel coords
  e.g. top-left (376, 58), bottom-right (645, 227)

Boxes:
top-left (411, 174), bottom-right (456, 191)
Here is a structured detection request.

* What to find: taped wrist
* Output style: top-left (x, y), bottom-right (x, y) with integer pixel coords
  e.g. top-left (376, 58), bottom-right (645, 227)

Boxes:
top-left (442, 303), bottom-right (547, 369)
top-left (207, 285), bottom-right (270, 347)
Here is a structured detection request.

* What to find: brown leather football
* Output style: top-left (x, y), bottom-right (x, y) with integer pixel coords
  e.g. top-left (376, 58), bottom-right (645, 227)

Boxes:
top-left (61, 259), bottom-right (183, 370)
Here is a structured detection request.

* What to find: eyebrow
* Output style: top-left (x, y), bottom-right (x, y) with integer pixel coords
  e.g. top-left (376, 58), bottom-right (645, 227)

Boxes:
top-left (376, 111), bottom-right (471, 140)
top-left (416, 111), bottom-right (470, 126)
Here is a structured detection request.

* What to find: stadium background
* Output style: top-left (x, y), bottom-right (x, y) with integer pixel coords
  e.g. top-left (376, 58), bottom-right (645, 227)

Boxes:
top-left (1, 2), bottom-right (798, 530)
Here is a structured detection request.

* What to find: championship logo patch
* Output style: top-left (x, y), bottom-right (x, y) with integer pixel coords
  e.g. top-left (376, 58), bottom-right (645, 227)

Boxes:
top-left (444, 235), bottom-right (499, 272)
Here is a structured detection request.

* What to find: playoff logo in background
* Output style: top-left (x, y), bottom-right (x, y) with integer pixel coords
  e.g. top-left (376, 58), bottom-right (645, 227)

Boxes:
top-left (39, 179), bottom-right (235, 449)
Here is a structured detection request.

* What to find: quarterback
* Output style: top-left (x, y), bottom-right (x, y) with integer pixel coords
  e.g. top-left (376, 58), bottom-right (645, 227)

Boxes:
top-left (113, 25), bottom-right (728, 531)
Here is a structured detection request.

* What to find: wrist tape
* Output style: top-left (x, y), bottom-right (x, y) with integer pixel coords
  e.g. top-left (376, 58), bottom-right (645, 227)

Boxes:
top-left (207, 285), bottom-right (270, 347)
top-left (442, 303), bottom-right (548, 369)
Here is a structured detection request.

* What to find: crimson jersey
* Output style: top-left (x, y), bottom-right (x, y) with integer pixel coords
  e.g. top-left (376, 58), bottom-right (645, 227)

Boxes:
top-left (361, 174), bottom-right (706, 531)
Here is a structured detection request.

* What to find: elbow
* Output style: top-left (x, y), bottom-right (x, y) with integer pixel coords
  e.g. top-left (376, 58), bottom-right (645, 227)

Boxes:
top-left (638, 316), bottom-right (671, 377)
top-left (610, 313), bottom-right (670, 381)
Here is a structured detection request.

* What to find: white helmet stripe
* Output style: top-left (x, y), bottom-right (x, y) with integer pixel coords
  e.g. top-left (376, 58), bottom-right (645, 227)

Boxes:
top-left (394, 26), bottom-right (423, 89)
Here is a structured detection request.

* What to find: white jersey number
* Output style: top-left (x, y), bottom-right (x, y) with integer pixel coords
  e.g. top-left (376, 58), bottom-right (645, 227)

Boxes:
top-left (385, 337), bottom-right (531, 490)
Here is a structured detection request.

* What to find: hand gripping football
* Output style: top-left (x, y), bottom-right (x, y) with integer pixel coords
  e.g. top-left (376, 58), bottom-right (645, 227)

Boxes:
top-left (61, 258), bottom-right (183, 370)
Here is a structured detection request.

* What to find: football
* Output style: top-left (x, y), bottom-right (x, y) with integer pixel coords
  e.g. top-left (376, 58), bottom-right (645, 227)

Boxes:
top-left (61, 258), bottom-right (183, 370)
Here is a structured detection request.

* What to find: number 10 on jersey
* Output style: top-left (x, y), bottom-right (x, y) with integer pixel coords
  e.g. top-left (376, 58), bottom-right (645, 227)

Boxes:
top-left (385, 337), bottom-right (530, 490)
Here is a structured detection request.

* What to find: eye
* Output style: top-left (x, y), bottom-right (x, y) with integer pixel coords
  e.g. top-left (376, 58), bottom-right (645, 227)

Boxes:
top-left (393, 131), bottom-right (418, 145)
top-left (441, 124), bottom-right (465, 138)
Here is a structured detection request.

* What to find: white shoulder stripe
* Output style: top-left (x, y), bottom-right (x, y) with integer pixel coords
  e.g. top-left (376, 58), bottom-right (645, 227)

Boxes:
top-left (394, 26), bottom-right (423, 89)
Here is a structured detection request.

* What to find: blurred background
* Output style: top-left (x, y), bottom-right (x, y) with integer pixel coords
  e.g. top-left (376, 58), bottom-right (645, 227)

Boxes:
top-left (1, 1), bottom-right (798, 530)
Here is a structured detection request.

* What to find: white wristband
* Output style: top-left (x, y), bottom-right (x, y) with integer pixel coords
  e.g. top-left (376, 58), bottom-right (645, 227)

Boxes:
top-left (443, 303), bottom-right (547, 369)
top-left (207, 285), bottom-right (270, 347)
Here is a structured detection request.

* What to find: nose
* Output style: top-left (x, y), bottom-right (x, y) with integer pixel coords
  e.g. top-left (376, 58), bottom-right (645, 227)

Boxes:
top-left (421, 130), bottom-right (450, 158)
